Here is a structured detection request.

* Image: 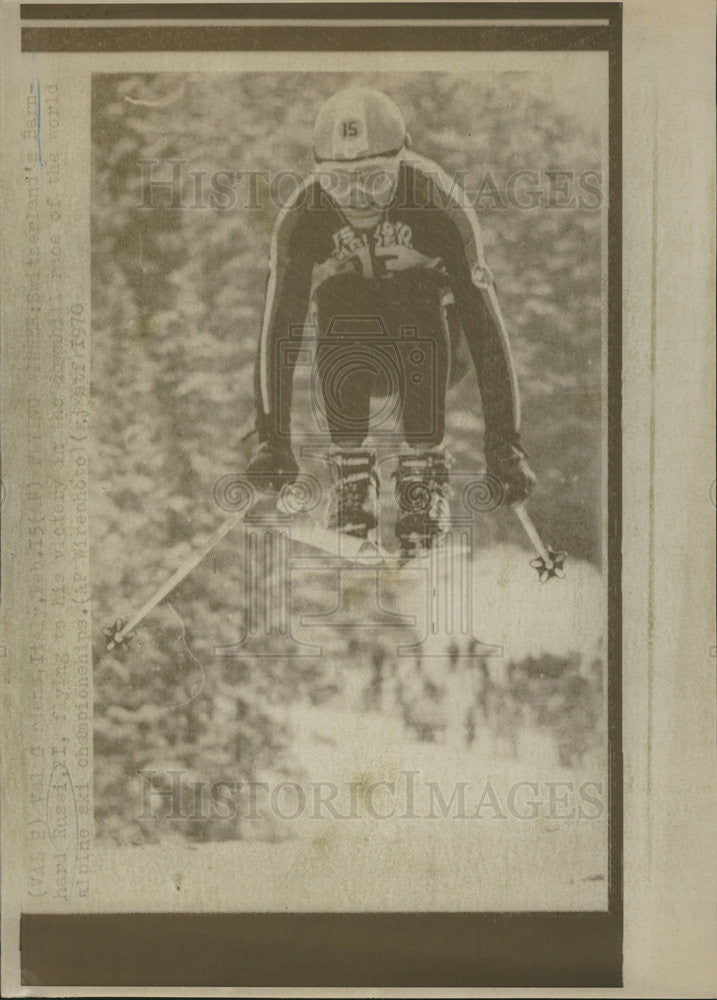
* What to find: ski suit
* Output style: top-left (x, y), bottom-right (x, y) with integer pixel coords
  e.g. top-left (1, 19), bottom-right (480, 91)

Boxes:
top-left (254, 151), bottom-right (521, 453)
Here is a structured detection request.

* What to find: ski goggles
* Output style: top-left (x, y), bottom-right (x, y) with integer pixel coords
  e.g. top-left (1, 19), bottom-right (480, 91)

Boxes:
top-left (314, 155), bottom-right (400, 209)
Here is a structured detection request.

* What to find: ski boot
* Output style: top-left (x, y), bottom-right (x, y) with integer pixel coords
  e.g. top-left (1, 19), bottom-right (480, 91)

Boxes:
top-left (327, 448), bottom-right (379, 539)
top-left (394, 448), bottom-right (452, 559)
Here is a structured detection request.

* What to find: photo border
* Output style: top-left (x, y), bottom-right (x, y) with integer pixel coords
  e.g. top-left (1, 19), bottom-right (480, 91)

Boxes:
top-left (17, 1), bottom-right (623, 987)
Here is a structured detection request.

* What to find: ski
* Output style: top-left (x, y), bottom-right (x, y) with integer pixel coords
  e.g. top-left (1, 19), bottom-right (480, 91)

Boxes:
top-left (103, 499), bottom-right (391, 651)
top-left (287, 514), bottom-right (389, 564)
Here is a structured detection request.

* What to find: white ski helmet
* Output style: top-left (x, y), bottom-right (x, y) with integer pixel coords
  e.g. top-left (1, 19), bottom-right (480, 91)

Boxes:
top-left (313, 87), bottom-right (407, 162)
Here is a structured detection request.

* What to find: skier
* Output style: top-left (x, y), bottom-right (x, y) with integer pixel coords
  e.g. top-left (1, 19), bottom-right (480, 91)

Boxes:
top-left (245, 87), bottom-right (536, 555)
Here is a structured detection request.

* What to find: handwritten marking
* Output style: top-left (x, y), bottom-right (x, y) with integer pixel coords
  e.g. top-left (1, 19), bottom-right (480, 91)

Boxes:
top-left (46, 761), bottom-right (79, 901)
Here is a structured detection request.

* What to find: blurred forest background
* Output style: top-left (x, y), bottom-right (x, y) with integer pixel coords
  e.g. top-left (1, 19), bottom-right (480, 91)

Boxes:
top-left (91, 72), bottom-right (607, 844)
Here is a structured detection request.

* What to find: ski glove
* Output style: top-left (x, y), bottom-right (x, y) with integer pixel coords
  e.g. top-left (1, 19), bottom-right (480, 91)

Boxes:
top-left (486, 442), bottom-right (537, 507)
top-left (245, 439), bottom-right (299, 493)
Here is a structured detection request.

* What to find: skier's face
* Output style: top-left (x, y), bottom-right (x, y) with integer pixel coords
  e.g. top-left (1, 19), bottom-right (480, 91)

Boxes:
top-left (314, 154), bottom-right (400, 228)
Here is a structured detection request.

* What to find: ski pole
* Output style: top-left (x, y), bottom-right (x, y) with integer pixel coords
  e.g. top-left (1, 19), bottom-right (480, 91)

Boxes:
top-left (513, 502), bottom-right (550, 563)
top-left (104, 510), bottom-right (247, 651)
top-left (104, 427), bottom-right (261, 650)
top-left (513, 502), bottom-right (566, 582)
